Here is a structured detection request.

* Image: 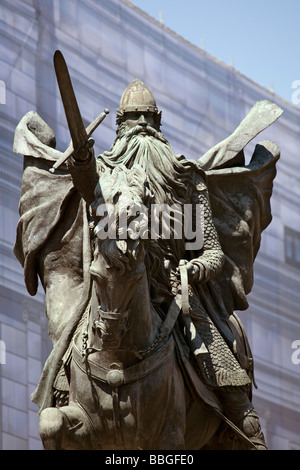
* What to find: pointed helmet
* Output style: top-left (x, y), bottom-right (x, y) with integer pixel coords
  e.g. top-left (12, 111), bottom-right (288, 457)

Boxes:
top-left (117, 78), bottom-right (158, 114)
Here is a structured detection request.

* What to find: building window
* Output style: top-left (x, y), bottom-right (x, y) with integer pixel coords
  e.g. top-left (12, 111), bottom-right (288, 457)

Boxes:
top-left (285, 227), bottom-right (300, 269)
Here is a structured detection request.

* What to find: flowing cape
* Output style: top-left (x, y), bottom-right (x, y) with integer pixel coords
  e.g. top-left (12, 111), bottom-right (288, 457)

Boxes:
top-left (201, 140), bottom-right (280, 316)
top-left (13, 112), bottom-right (92, 411)
top-left (197, 100), bottom-right (282, 316)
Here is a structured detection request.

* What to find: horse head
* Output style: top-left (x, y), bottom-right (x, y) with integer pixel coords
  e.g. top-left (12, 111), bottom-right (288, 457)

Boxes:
top-left (89, 165), bottom-right (155, 350)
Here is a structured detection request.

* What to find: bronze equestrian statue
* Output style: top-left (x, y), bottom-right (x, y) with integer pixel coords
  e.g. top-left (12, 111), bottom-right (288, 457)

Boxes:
top-left (13, 51), bottom-right (282, 450)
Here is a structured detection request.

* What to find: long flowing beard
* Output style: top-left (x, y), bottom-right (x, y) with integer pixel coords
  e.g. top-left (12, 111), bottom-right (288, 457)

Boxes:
top-left (98, 125), bottom-right (189, 207)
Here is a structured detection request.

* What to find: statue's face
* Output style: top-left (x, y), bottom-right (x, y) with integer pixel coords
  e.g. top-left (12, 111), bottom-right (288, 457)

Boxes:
top-left (122, 111), bottom-right (156, 134)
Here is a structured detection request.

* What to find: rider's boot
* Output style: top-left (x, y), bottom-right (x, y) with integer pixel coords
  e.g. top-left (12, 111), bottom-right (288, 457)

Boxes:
top-left (217, 386), bottom-right (267, 450)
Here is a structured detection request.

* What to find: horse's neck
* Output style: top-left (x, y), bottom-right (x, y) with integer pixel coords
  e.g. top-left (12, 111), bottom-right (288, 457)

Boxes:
top-left (87, 272), bottom-right (161, 368)
top-left (128, 273), bottom-right (161, 349)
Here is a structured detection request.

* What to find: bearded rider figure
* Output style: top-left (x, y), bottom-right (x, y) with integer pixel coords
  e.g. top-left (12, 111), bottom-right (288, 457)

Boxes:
top-left (14, 77), bottom-right (282, 450)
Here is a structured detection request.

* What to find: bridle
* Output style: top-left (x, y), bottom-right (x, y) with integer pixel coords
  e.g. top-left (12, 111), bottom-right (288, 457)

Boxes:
top-left (79, 260), bottom-right (190, 362)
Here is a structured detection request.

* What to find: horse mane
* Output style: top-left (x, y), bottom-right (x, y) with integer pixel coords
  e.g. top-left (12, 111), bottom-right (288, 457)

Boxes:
top-left (98, 237), bottom-right (140, 275)
top-left (145, 239), bottom-right (173, 306)
top-left (97, 236), bottom-right (172, 306)
top-left (93, 164), bottom-right (173, 306)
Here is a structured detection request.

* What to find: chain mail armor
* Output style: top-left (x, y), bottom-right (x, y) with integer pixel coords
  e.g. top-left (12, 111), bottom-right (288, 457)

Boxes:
top-left (189, 180), bottom-right (225, 282)
top-left (173, 167), bottom-right (252, 389)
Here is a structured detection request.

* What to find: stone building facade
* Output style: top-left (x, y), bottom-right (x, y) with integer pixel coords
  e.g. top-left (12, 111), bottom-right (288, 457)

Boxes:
top-left (0, 0), bottom-right (299, 449)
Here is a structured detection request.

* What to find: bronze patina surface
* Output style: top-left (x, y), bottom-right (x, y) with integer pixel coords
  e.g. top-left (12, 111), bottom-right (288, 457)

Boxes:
top-left (13, 51), bottom-right (282, 450)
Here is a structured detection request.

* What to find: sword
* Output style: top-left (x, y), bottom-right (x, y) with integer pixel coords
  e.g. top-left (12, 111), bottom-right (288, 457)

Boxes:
top-left (49, 50), bottom-right (109, 173)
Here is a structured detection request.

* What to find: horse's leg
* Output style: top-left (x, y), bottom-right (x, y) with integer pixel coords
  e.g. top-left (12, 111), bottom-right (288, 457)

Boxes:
top-left (39, 404), bottom-right (97, 450)
top-left (39, 407), bottom-right (67, 450)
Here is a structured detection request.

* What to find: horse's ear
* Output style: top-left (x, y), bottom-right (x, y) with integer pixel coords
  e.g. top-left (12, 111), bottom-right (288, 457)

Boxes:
top-left (145, 182), bottom-right (155, 202)
top-left (131, 164), bottom-right (148, 182)
top-left (116, 239), bottom-right (127, 254)
top-left (131, 238), bottom-right (143, 261)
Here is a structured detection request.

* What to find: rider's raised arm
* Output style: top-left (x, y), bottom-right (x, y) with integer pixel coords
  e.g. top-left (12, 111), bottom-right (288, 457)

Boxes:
top-left (68, 144), bottom-right (99, 205)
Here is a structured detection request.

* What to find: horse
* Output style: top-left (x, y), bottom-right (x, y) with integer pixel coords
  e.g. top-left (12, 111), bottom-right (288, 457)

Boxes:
top-left (39, 165), bottom-right (248, 450)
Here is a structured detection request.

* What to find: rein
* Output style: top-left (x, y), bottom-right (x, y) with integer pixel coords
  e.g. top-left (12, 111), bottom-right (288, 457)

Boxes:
top-left (135, 259), bottom-right (191, 358)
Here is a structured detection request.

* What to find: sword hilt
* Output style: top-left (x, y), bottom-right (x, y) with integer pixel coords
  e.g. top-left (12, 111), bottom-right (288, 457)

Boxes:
top-left (49, 108), bottom-right (109, 173)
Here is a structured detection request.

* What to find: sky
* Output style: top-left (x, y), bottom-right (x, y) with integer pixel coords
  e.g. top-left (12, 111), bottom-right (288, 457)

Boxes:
top-left (131, 0), bottom-right (300, 106)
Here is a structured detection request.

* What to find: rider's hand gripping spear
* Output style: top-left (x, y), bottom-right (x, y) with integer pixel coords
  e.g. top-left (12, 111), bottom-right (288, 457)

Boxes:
top-left (49, 50), bottom-right (109, 173)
